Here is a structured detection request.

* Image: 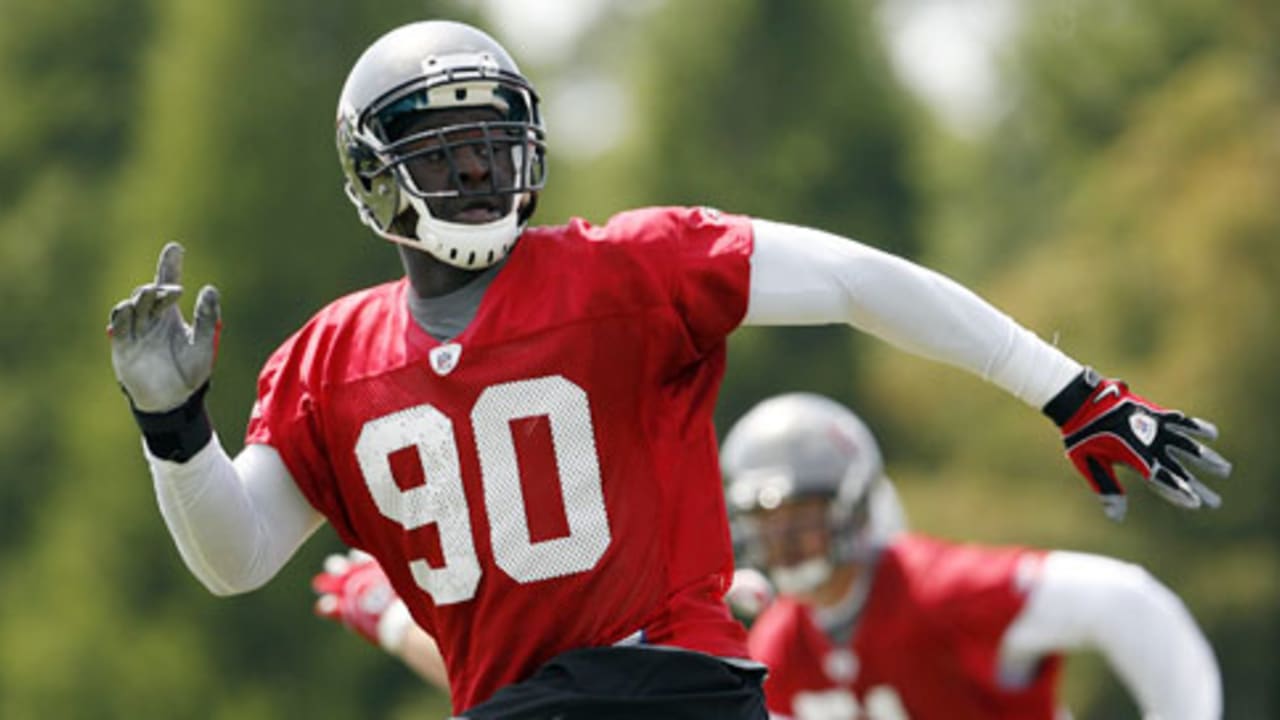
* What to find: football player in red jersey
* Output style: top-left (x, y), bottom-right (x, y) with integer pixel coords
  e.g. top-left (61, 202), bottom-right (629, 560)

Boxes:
top-left (724, 393), bottom-right (1221, 720)
top-left (107, 18), bottom-right (1230, 720)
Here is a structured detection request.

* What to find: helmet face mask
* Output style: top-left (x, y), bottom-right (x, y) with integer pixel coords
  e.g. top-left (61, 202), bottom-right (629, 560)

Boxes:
top-left (721, 394), bottom-right (907, 596)
top-left (735, 489), bottom-right (875, 596)
top-left (748, 497), bottom-right (835, 567)
top-left (386, 118), bottom-right (520, 202)
top-left (336, 21), bottom-right (547, 269)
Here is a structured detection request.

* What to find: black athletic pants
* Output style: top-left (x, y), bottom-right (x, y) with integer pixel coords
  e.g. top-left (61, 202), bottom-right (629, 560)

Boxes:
top-left (456, 645), bottom-right (768, 720)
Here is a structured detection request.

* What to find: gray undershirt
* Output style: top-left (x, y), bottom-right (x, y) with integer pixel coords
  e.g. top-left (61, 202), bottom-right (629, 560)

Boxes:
top-left (405, 260), bottom-right (506, 342)
top-left (813, 545), bottom-right (885, 646)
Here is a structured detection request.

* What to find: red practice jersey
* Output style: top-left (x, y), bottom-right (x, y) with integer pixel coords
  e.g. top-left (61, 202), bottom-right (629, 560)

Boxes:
top-left (246, 207), bottom-right (753, 711)
top-left (748, 535), bottom-right (1062, 720)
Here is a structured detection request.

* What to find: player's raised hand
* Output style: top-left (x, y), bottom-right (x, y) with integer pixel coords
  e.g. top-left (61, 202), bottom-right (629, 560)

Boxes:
top-left (108, 242), bottom-right (220, 412)
top-left (1043, 368), bottom-right (1232, 522)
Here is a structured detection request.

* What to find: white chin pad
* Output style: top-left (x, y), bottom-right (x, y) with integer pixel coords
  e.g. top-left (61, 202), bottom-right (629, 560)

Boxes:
top-left (406, 195), bottom-right (519, 269)
top-left (770, 557), bottom-right (834, 595)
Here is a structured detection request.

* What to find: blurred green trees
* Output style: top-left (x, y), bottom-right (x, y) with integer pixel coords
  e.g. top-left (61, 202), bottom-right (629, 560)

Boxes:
top-left (863, 1), bottom-right (1279, 716)
top-left (612, 0), bottom-right (922, 431)
top-left (0, 0), bottom-right (1274, 717)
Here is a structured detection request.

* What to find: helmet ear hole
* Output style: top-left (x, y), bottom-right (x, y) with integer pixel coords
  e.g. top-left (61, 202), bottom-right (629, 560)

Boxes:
top-left (347, 143), bottom-right (378, 190)
top-left (390, 203), bottom-right (419, 237)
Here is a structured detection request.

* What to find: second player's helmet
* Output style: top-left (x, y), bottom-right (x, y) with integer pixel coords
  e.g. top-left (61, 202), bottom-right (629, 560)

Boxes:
top-left (336, 21), bottom-right (547, 269)
top-left (722, 393), bottom-right (905, 593)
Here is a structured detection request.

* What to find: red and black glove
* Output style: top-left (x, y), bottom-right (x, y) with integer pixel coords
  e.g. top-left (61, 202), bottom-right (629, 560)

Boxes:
top-left (1043, 368), bottom-right (1231, 521)
top-left (312, 550), bottom-right (411, 651)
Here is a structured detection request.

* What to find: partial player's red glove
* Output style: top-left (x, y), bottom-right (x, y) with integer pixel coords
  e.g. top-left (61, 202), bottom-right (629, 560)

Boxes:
top-left (1044, 368), bottom-right (1231, 521)
top-left (312, 550), bottom-right (410, 651)
top-left (725, 567), bottom-right (776, 624)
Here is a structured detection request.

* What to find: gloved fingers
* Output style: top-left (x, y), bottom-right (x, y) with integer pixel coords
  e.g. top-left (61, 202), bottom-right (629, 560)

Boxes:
top-left (155, 242), bottom-right (184, 286)
top-left (726, 567), bottom-right (775, 619)
top-left (108, 298), bottom-right (136, 340)
top-left (1185, 473), bottom-right (1222, 509)
top-left (1080, 456), bottom-right (1131, 517)
top-left (1165, 413), bottom-right (1219, 441)
top-left (312, 553), bottom-right (353, 595)
top-left (348, 548), bottom-right (375, 563)
top-left (129, 284), bottom-right (157, 319)
top-left (1196, 445), bottom-right (1232, 477)
top-left (128, 283), bottom-right (184, 330)
top-left (1165, 433), bottom-right (1233, 478)
top-left (314, 593), bottom-right (341, 619)
top-left (1097, 493), bottom-right (1128, 523)
top-left (312, 551), bottom-right (381, 601)
top-left (151, 284), bottom-right (184, 319)
top-left (313, 565), bottom-right (359, 598)
top-left (191, 285), bottom-right (221, 349)
top-left (1084, 457), bottom-right (1128, 521)
top-left (1168, 447), bottom-right (1230, 503)
top-left (1084, 456), bottom-right (1125, 496)
top-left (323, 552), bottom-right (352, 576)
top-left (311, 571), bottom-right (339, 595)
top-left (1147, 465), bottom-right (1203, 510)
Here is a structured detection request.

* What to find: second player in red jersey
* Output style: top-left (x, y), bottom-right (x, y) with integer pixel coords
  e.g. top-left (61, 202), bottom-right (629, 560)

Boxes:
top-left (748, 537), bottom-right (1059, 719)
top-left (724, 394), bottom-right (1221, 720)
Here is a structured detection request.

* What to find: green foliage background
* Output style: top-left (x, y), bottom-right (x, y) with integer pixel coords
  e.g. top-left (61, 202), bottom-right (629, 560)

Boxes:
top-left (0, 0), bottom-right (1274, 717)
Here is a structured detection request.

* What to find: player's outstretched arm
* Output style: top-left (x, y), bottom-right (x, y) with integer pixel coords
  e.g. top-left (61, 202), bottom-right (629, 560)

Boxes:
top-left (999, 551), bottom-right (1221, 720)
top-left (109, 244), bottom-right (324, 594)
top-left (744, 219), bottom-right (1230, 519)
top-left (313, 551), bottom-right (450, 690)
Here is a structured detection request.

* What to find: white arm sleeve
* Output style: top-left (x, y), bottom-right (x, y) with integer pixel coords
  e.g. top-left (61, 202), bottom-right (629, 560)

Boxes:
top-left (998, 551), bottom-right (1222, 720)
top-left (147, 434), bottom-right (325, 595)
top-left (745, 218), bottom-right (1082, 408)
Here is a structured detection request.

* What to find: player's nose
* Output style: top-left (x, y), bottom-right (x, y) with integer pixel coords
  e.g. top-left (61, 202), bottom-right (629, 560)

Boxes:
top-left (454, 144), bottom-right (492, 186)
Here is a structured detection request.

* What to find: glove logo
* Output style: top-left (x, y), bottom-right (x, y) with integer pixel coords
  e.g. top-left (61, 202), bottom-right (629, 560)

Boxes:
top-left (1129, 410), bottom-right (1158, 446)
top-left (429, 342), bottom-right (463, 376)
top-left (1094, 383), bottom-right (1122, 403)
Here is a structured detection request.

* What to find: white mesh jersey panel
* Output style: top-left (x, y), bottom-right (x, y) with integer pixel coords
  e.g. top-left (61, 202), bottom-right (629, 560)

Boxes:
top-left (355, 404), bottom-right (482, 605)
top-left (353, 375), bottom-right (613, 607)
top-left (473, 375), bottom-right (612, 583)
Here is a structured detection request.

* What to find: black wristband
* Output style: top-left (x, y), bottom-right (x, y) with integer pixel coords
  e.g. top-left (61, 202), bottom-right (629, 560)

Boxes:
top-left (129, 382), bottom-right (214, 462)
top-left (1042, 367), bottom-right (1102, 427)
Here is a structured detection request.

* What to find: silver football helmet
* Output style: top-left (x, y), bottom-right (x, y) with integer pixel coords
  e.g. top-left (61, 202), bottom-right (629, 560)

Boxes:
top-left (336, 20), bottom-right (547, 269)
top-left (722, 393), bottom-right (906, 594)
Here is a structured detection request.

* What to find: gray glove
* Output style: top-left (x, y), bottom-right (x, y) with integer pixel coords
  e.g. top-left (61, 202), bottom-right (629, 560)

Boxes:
top-left (108, 242), bottom-right (221, 412)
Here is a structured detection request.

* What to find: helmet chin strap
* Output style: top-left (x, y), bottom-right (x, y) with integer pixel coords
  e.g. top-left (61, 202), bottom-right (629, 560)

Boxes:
top-left (770, 557), bottom-right (835, 596)
top-left (405, 194), bottom-right (520, 269)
